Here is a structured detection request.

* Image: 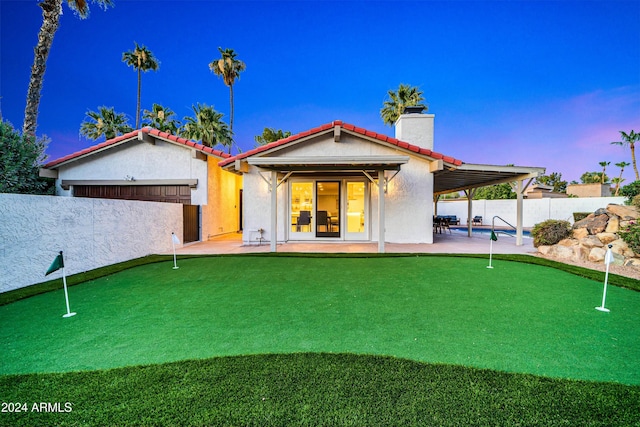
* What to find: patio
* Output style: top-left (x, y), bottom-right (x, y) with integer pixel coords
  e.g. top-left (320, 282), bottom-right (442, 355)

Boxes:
top-left (171, 228), bottom-right (536, 255)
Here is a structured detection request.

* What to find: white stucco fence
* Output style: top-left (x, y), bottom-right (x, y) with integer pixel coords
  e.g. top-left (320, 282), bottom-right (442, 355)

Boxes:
top-left (436, 196), bottom-right (627, 228)
top-left (0, 194), bottom-right (182, 292)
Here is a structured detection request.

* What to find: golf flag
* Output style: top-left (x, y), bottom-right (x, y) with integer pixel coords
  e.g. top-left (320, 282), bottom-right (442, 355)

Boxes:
top-left (171, 232), bottom-right (180, 269)
top-left (45, 251), bottom-right (64, 276)
top-left (487, 230), bottom-right (496, 268)
top-left (596, 245), bottom-right (613, 312)
top-left (45, 251), bottom-right (76, 318)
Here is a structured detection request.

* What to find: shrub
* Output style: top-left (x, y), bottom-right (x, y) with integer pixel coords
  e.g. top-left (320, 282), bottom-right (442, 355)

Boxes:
top-left (620, 180), bottom-right (640, 206)
top-left (632, 194), bottom-right (640, 210)
top-left (531, 219), bottom-right (572, 248)
top-left (619, 220), bottom-right (640, 254)
top-left (573, 212), bottom-right (590, 222)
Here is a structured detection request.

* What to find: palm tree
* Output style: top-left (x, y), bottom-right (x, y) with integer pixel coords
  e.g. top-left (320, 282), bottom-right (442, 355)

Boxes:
top-left (611, 130), bottom-right (639, 180)
top-left (614, 161), bottom-right (630, 196)
top-left (179, 103), bottom-right (232, 151)
top-left (122, 43), bottom-right (159, 129)
top-left (23, 0), bottom-right (114, 137)
top-left (80, 106), bottom-right (133, 140)
top-left (209, 47), bottom-right (245, 134)
top-left (142, 103), bottom-right (180, 134)
top-left (598, 161), bottom-right (610, 184)
top-left (380, 83), bottom-right (427, 126)
top-left (254, 128), bottom-right (291, 146)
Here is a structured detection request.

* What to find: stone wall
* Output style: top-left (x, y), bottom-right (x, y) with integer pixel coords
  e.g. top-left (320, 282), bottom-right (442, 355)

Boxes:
top-left (0, 194), bottom-right (182, 292)
top-left (537, 204), bottom-right (639, 267)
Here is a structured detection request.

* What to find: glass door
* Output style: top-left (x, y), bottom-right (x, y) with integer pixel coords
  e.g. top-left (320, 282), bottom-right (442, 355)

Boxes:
top-left (316, 181), bottom-right (340, 238)
top-left (345, 181), bottom-right (368, 240)
top-left (290, 181), bottom-right (314, 238)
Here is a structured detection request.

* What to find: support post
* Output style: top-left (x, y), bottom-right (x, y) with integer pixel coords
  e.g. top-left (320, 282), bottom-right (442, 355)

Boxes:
top-left (270, 170), bottom-right (278, 252)
top-left (516, 179), bottom-right (523, 246)
top-left (378, 170), bottom-right (385, 253)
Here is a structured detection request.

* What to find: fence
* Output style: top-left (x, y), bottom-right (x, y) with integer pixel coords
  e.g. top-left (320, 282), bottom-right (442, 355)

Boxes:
top-left (0, 194), bottom-right (183, 292)
top-left (436, 196), bottom-right (627, 228)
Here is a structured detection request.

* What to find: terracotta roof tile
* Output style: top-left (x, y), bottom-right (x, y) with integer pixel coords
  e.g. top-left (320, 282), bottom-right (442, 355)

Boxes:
top-left (219, 120), bottom-right (463, 168)
top-left (44, 128), bottom-right (230, 168)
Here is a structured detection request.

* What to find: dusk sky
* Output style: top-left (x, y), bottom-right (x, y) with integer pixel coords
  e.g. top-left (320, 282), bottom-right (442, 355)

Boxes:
top-left (2, 0), bottom-right (639, 185)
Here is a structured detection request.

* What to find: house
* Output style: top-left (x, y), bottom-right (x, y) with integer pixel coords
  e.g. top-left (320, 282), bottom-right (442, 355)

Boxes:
top-left (40, 128), bottom-right (242, 242)
top-left (220, 109), bottom-right (545, 251)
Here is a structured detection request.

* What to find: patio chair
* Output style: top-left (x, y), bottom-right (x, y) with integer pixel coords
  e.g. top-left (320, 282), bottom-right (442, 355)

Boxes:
top-left (472, 216), bottom-right (483, 226)
top-left (297, 210), bottom-right (311, 231)
top-left (316, 210), bottom-right (331, 232)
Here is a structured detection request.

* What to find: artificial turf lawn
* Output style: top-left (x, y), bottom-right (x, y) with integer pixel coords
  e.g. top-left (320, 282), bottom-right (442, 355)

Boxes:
top-left (1, 256), bottom-right (638, 385)
top-left (2, 353), bottom-right (639, 427)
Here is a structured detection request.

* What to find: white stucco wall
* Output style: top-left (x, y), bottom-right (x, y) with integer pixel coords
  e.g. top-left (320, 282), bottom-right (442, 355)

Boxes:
top-left (436, 196), bottom-right (627, 227)
top-left (54, 140), bottom-right (209, 205)
top-left (0, 194), bottom-right (182, 292)
top-left (241, 133), bottom-right (436, 244)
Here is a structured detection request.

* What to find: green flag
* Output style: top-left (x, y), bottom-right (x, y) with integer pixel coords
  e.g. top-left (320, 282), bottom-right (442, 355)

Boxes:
top-left (490, 231), bottom-right (498, 242)
top-left (46, 251), bottom-right (64, 276)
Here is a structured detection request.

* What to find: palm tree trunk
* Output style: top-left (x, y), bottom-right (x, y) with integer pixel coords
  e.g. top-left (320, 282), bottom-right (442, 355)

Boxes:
top-left (136, 68), bottom-right (141, 129)
top-left (23, 0), bottom-right (62, 137)
top-left (631, 145), bottom-right (639, 181)
top-left (228, 85), bottom-right (234, 154)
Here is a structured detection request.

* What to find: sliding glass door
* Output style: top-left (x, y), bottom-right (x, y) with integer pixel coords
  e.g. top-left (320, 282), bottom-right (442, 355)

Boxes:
top-left (289, 179), bottom-right (368, 241)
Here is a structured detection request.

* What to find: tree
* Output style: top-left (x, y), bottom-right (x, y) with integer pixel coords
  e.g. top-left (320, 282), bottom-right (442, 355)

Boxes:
top-left (614, 161), bottom-right (630, 196)
top-left (620, 180), bottom-right (640, 206)
top-left (598, 161), bottom-right (610, 184)
top-left (1, 120), bottom-right (53, 194)
top-left (535, 172), bottom-right (567, 193)
top-left (142, 103), bottom-right (180, 134)
top-left (380, 83), bottom-right (427, 126)
top-left (209, 47), bottom-right (245, 135)
top-left (23, 0), bottom-right (114, 137)
top-left (122, 42), bottom-right (159, 129)
top-left (473, 183), bottom-right (516, 200)
top-left (611, 130), bottom-right (639, 181)
top-left (254, 128), bottom-right (291, 146)
top-left (180, 103), bottom-right (232, 150)
top-left (579, 171), bottom-right (609, 184)
top-left (80, 106), bottom-right (133, 140)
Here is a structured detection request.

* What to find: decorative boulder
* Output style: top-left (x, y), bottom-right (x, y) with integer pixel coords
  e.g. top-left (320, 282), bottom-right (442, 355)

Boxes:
top-left (605, 215), bottom-right (620, 233)
top-left (606, 204), bottom-right (639, 220)
top-left (579, 235), bottom-right (604, 248)
top-left (572, 228), bottom-right (589, 240)
top-left (595, 232), bottom-right (618, 244)
top-left (588, 247), bottom-right (606, 262)
top-left (610, 239), bottom-right (635, 258)
top-left (573, 214), bottom-right (608, 235)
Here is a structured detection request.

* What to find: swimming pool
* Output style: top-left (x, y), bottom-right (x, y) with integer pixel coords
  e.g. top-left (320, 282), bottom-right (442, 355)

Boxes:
top-left (450, 226), bottom-right (532, 237)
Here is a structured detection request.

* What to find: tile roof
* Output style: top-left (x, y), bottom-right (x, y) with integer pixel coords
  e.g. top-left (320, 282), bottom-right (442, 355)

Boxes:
top-left (218, 120), bottom-right (463, 168)
top-left (43, 127), bottom-right (231, 169)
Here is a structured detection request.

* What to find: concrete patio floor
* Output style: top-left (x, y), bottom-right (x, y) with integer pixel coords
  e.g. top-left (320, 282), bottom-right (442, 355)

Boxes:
top-left (171, 228), bottom-right (537, 256)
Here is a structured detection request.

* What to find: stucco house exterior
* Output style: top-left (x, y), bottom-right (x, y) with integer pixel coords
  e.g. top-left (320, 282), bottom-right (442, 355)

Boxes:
top-left (220, 110), bottom-right (545, 251)
top-left (40, 128), bottom-right (242, 242)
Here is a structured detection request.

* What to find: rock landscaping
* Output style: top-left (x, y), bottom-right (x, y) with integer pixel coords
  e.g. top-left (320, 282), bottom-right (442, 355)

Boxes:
top-left (537, 204), bottom-right (640, 270)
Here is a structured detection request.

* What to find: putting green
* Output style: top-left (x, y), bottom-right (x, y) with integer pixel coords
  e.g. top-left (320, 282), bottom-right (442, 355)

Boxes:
top-left (1, 256), bottom-right (638, 384)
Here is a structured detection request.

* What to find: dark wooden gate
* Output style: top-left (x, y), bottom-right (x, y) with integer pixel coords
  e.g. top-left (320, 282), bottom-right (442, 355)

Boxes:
top-left (183, 204), bottom-right (200, 243)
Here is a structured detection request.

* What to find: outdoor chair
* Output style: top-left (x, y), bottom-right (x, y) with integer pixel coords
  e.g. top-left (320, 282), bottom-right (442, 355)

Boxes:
top-left (316, 210), bottom-right (331, 232)
top-left (297, 210), bottom-right (311, 231)
top-left (472, 216), bottom-right (483, 226)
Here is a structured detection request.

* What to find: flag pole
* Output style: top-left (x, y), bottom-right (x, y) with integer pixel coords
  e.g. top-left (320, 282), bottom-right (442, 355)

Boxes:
top-left (171, 232), bottom-right (180, 269)
top-left (487, 230), bottom-right (497, 269)
top-left (61, 265), bottom-right (76, 318)
top-left (596, 244), bottom-right (613, 313)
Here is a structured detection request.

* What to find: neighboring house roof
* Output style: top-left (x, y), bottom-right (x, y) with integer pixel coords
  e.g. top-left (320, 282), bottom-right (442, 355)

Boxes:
top-left (218, 120), bottom-right (464, 168)
top-left (43, 128), bottom-right (231, 169)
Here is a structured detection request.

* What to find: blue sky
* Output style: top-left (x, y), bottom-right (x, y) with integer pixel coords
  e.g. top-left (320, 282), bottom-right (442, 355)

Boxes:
top-left (2, 0), bottom-right (639, 184)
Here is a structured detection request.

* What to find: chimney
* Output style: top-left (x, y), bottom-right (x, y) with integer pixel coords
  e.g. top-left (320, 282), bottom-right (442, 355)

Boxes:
top-left (395, 106), bottom-right (434, 150)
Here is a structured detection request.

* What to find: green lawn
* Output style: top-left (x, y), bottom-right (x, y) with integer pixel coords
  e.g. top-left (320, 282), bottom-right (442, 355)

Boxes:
top-left (1, 255), bottom-right (639, 426)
